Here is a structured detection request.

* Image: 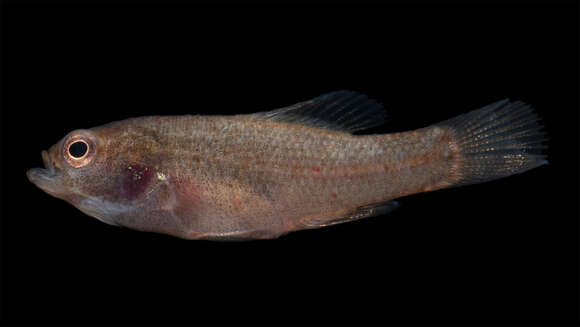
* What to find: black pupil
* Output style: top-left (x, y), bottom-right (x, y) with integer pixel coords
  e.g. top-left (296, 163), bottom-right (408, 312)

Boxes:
top-left (69, 141), bottom-right (88, 158)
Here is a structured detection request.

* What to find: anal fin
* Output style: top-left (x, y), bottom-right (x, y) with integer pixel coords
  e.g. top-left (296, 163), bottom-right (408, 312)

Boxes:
top-left (303, 201), bottom-right (399, 228)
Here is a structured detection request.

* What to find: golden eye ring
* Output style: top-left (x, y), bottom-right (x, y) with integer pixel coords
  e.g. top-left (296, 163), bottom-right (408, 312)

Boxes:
top-left (68, 140), bottom-right (89, 159)
top-left (63, 131), bottom-right (97, 168)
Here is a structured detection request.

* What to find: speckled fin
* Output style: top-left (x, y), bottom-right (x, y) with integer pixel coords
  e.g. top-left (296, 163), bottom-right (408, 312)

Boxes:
top-left (438, 99), bottom-right (548, 186)
top-left (304, 201), bottom-right (399, 228)
top-left (253, 91), bottom-right (386, 133)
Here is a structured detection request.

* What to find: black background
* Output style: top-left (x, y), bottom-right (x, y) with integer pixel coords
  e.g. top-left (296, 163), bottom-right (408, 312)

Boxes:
top-left (1, 1), bottom-right (578, 326)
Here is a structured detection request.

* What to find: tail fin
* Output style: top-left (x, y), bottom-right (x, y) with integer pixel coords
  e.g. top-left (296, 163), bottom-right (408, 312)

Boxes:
top-left (438, 99), bottom-right (548, 187)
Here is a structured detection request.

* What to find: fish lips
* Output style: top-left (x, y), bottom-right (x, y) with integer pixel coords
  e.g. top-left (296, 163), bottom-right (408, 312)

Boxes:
top-left (27, 150), bottom-right (62, 195)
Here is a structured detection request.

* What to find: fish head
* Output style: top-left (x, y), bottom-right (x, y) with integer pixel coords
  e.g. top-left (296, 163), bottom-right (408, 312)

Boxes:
top-left (27, 127), bottom-right (138, 225)
top-left (27, 129), bottom-right (100, 197)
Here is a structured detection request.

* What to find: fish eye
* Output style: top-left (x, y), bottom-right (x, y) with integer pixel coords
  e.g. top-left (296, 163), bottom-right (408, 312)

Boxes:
top-left (63, 131), bottom-right (97, 168)
top-left (68, 141), bottom-right (88, 158)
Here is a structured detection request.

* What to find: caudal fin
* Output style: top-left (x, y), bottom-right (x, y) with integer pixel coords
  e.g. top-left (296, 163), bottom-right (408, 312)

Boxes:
top-left (438, 99), bottom-right (548, 187)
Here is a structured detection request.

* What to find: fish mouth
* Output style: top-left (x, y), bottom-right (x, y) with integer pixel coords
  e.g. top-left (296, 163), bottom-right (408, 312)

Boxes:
top-left (27, 150), bottom-right (60, 192)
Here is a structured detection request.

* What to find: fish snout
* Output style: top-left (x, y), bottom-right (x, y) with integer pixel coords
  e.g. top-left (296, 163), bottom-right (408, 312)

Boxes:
top-left (27, 150), bottom-right (61, 193)
top-left (27, 167), bottom-right (55, 190)
top-left (41, 150), bottom-right (57, 175)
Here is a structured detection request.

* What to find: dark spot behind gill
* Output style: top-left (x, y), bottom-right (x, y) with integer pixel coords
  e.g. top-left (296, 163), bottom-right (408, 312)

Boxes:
top-left (119, 163), bottom-right (153, 201)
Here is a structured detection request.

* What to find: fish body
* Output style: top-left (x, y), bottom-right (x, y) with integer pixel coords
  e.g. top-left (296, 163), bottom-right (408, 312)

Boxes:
top-left (27, 91), bottom-right (547, 240)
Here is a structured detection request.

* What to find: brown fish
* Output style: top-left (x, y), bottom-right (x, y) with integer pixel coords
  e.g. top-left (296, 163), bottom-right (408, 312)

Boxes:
top-left (27, 91), bottom-right (547, 240)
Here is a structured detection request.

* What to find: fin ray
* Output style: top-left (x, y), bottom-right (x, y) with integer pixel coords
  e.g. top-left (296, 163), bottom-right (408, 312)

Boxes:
top-left (438, 99), bottom-right (548, 186)
top-left (252, 91), bottom-right (386, 133)
top-left (303, 201), bottom-right (399, 228)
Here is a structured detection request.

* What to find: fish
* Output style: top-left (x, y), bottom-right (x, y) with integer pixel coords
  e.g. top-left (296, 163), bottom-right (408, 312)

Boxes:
top-left (27, 91), bottom-right (548, 240)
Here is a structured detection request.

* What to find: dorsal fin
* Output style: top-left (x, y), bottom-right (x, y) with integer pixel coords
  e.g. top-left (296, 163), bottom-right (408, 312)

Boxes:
top-left (252, 91), bottom-right (386, 133)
